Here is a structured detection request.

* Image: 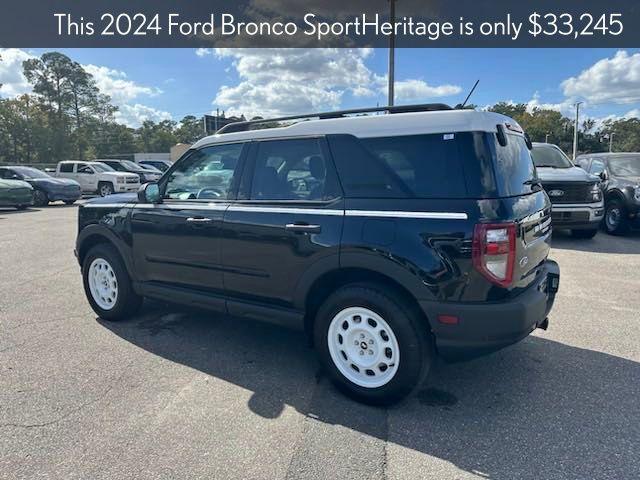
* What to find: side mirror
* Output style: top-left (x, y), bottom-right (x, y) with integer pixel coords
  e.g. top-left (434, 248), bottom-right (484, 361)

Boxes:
top-left (138, 182), bottom-right (161, 203)
top-left (599, 171), bottom-right (608, 181)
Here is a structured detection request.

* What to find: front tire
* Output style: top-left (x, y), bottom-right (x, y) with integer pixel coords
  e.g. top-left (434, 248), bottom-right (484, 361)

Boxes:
top-left (571, 229), bottom-right (598, 239)
top-left (33, 189), bottom-right (49, 207)
top-left (98, 182), bottom-right (114, 197)
top-left (82, 244), bottom-right (142, 321)
top-left (604, 199), bottom-right (629, 235)
top-left (314, 283), bottom-right (433, 405)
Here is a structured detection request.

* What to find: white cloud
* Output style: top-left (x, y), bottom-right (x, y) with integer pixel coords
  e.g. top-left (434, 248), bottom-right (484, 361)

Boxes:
top-left (525, 92), bottom-right (575, 115)
top-left (562, 50), bottom-right (640, 105)
top-left (83, 64), bottom-right (162, 104)
top-left (208, 48), bottom-right (462, 118)
top-left (392, 79), bottom-right (461, 101)
top-left (588, 108), bottom-right (640, 131)
top-left (114, 104), bottom-right (172, 128)
top-left (0, 48), bottom-right (35, 97)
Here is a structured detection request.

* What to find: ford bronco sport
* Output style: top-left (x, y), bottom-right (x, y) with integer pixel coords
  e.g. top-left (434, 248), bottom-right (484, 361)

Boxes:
top-left (75, 104), bottom-right (560, 405)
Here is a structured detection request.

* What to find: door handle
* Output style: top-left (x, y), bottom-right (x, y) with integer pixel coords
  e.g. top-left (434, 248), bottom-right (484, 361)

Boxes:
top-left (285, 223), bottom-right (322, 234)
top-left (186, 217), bottom-right (212, 223)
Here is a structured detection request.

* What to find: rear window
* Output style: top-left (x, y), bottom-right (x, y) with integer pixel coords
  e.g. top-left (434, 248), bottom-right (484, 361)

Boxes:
top-left (493, 134), bottom-right (538, 196)
top-left (327, 132), bottom-right (497, 199)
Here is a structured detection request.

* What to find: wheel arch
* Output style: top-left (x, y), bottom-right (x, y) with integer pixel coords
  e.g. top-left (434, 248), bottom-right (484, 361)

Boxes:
top-left (76, 225), bottom-right (134, 278)
top-left (302, 267), bottom-right (432, 344)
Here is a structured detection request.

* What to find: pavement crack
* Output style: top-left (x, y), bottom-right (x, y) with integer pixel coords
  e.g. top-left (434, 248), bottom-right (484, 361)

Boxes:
top-left (0, 361), bottom-right (133, 430)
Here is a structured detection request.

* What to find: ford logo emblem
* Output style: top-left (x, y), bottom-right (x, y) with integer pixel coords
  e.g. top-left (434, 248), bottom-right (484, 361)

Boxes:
top-left (548, 189), bottom-right (565, 197)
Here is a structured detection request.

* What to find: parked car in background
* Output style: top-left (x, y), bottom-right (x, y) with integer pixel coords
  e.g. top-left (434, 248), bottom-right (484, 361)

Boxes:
top-left (531, 143), bottom-right (604, 239)
top-left (54, 161), bottom-right (140, 197)
top-left (0, 166), bottom-right (82, 206)
top-left (139, 159), bottom-right (173, 172)
top-left (96, 159), bottom-right (162, 183)
top-left (0, 178), bottom-right (33, 209)
top-left (576, 152), bottom-right (640, 235)
top-left (75, 104), bottom-right (560, 405)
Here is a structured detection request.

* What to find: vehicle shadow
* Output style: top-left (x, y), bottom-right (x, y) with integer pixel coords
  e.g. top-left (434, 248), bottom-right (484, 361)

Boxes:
top-left (0, 207), bottom-right (42, 217)
top-left (99, 302), bottom-right (640, 479)
top-left (551, 228), bottom-right (640, 254)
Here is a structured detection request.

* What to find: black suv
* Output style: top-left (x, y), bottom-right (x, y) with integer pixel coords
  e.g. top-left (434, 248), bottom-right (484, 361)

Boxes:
top-left (96, 159), bottom-right (162, 184)
top-left (75, 105), bottom-right (560, 405)
top-left (576, 153), bottom-right (640, 235)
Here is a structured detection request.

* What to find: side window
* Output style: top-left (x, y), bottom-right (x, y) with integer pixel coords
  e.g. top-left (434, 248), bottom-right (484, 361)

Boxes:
top-left (59, 163), bottom-right (74, 173)
top-left (0, 169), bottom-right (10, 179)
top-left (77, 164), bottom-right (93, 174)
top-left (164, 143), bottom-right (244, 200)
top-left (589, 160), bottom-right (605, 175)
top-left (250, 138), bottom-right (340, 201)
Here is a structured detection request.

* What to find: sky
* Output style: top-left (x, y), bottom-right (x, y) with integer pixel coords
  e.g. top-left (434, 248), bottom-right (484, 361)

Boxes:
top-left (1, 47), bottom-right (639, 129)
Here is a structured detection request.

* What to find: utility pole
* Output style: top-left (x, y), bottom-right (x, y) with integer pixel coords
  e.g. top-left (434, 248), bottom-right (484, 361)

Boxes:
top-left (545, 133), bottom-right (551, 143)
top-left (572, 102), bottom-right (583, 161)
top-left (387, 0), bottom-right (396, 107)
top-left (609, 132), bottom-right (615, 152)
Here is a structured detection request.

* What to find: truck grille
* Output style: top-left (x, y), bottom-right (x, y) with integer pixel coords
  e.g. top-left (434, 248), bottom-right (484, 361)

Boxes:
top-left (125, 177), bottom-right (139, 184)
top-left (541, 182), bottom-right (594, 204)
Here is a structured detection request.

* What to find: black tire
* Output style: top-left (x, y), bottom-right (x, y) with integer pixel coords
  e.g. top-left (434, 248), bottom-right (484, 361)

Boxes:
top-left (604, 199), bottom-right (629, 235)
top-left (82, 243), bottom-right (142, 321)
top-left (63, 200), bottom-right (76, 205)
top-left (33, 189), bottom-right (49, 207)
top-left (571, 229), bottom-right (598, 239)
top-left (313, 283), bottom-right (434, 406)
top-left (98, 182), bottom-right (114, 197)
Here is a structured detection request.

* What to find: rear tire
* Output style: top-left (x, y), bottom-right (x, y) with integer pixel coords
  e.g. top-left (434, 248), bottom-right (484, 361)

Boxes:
top-left (33, 189), bottom-right (49, 207)
top-left (98, 182), bottom-right (114, 197)
top-left (82, 243), bottom-right (142, 321)
top-left (314, 283), bottom-right (434, 406)
top-left (571, 229), bottom-right (598, 239)
top-left (604, 199), bottom-right (629, 235)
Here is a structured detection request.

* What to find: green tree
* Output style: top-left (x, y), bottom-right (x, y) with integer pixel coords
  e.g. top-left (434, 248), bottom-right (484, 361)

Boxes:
top-left (136, 120), bottom-right (178, 152)
top-left (174, 115), bottom-right (203, 144)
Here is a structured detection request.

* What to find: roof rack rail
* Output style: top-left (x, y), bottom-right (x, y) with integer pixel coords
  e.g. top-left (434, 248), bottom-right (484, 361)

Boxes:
top-left (216, 103), bottom-right (453, 134)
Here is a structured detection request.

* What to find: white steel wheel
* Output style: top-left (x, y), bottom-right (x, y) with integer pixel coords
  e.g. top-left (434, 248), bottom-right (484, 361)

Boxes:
top-left (87, 258), bottom-right (118, 310)
top-left (327, 307), bottom-right (400, 388)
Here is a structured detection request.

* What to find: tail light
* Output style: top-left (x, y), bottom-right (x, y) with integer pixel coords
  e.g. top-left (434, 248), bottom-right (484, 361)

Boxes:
top-left (472, 222), bottom-right (516, 287)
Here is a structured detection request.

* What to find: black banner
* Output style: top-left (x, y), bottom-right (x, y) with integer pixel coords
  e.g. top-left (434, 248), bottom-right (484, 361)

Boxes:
top-left (1, 0), bottom-right (638, 47)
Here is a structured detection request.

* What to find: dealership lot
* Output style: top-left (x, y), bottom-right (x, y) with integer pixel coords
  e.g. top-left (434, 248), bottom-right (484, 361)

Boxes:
top-left (1, 205), bottom-right (639, 480)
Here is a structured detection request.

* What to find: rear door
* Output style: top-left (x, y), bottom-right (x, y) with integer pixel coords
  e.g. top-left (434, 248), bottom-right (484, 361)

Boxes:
top-left (221, 137), bottom-right (343, 310)
top-left (130, 142), bottom-right (246, 295)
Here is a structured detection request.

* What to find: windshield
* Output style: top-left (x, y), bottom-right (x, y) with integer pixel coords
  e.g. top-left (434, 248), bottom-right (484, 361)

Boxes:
top-left (121, 160), bottom-right (147, 171)
top-left (531, 145), bottom-right (573, 168)
top-left (92, 163), bottom-right (114, 172)
top-left (13, 167), bottom-right (51, 179)
top-left (608, 156), bottom-right (640, 177)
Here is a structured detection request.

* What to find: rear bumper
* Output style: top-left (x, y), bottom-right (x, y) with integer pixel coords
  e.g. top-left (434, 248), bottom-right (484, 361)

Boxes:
top-left (551, 202), bottom-right (604, 229)
top-left (420, 260), bottom-right (560, 361)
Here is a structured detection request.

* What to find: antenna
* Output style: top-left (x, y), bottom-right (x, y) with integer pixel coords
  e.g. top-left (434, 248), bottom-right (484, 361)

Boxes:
top-left (460, 80), bottom-right (480, 109)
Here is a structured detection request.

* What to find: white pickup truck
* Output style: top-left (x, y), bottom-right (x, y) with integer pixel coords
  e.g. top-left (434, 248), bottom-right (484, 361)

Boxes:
top-left (54, 161), bottom-right (140, 196)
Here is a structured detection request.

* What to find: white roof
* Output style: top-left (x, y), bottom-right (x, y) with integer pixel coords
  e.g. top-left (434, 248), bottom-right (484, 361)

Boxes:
top-left (193, 110), bottom-right (519, 148)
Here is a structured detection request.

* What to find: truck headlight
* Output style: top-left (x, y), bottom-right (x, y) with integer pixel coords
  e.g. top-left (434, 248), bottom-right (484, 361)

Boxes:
top-left (116, 177), bottom-right (125, 184)
top-left (590, 184), bottom-right (602, 202)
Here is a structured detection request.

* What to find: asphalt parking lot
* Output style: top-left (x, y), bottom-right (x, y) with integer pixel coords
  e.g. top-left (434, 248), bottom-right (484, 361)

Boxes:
top-left (1, 204), bottom-right (639, 480)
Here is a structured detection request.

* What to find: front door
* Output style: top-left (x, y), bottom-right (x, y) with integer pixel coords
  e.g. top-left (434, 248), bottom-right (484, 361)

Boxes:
top-left (130, 142), bottom-right (247, 295)
top-left (75, 163), bottom-right (97, 192)
top-left (221, 137), bottom-right (344, 310)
